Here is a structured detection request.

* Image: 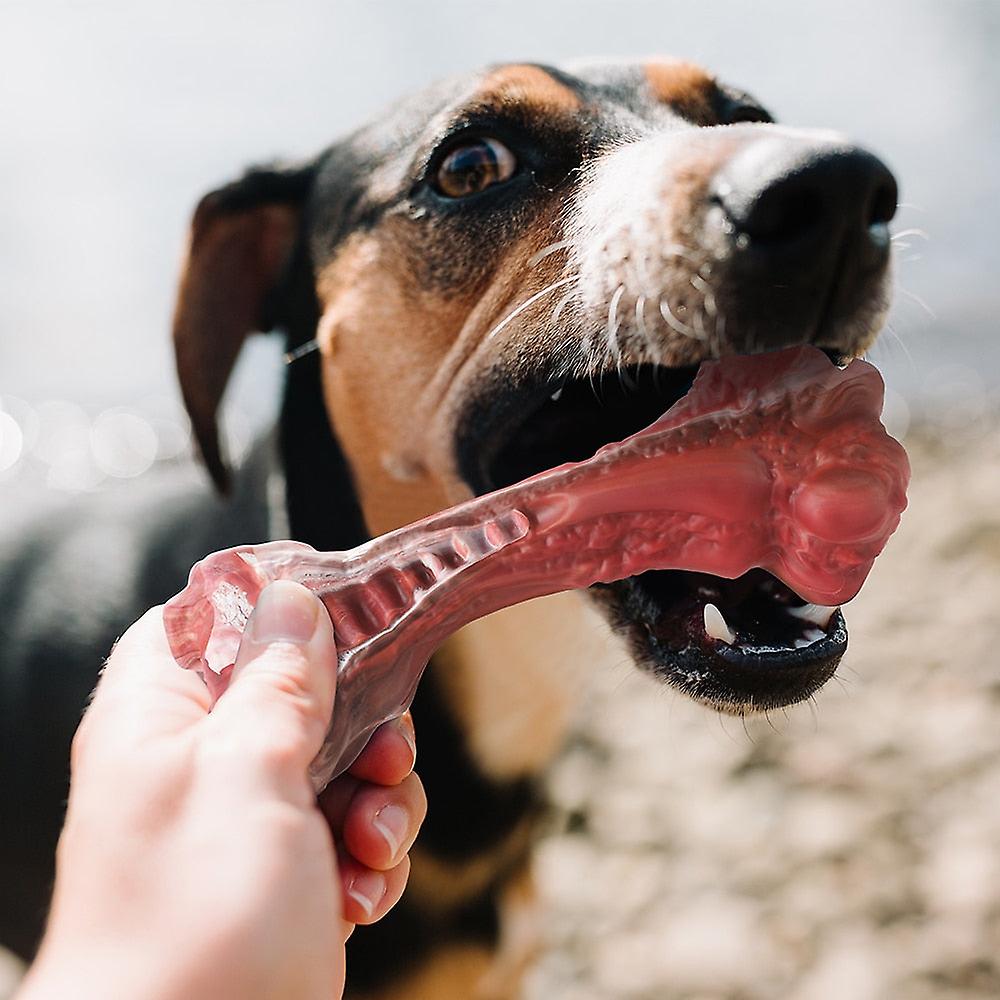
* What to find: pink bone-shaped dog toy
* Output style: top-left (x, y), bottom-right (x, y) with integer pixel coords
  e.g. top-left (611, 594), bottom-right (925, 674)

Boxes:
top-left (164, 346), bottom-right (909, 790)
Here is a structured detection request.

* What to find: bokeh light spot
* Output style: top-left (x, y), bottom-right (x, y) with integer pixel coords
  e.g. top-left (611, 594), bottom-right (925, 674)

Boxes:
top-left (91, 408), bottom-right (158, 478)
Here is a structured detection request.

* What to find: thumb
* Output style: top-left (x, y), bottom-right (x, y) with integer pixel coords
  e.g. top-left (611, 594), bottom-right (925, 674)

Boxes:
top-left (210, 580), bottom-right (338, 780)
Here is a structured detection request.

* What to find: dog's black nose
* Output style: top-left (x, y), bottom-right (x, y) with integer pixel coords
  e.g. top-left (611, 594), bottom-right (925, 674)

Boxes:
top-left (712, 141), bottom-right (898, 270)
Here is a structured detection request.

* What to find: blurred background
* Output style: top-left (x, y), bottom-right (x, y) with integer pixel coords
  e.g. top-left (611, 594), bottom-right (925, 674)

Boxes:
top-left (2, 1), bottom-right (999, 997)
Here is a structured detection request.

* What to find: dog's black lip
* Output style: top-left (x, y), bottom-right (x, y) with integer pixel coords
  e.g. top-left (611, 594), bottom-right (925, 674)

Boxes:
top-left (598, 567), bottom-right (846, 711)
top-left (455, 368), bottom-right (570, 497)
top-left (633, 607), bottom-right (847, 711)
top-left (455, 356), bottom-right (847, 711)
top-left (714, 611), bottom-right (847, 669)
top-left (457, 360), bottom-right (702, 496)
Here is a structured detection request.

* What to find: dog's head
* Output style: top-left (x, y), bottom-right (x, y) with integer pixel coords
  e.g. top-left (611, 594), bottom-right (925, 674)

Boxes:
top-left (173, 59), bottom-right (897, 713)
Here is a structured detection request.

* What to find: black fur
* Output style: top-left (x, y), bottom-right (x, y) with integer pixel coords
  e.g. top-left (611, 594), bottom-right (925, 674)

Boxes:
top-left (0, 457), bottom-right (273, 956)
top-left (0, 57), bottom-right (722, 967)
top-left (0, 60), bottom-right (813, 994)
top-left (276, 145), bottom-right (542, 990)
top-left (346, 879), bottom-right (502, 994)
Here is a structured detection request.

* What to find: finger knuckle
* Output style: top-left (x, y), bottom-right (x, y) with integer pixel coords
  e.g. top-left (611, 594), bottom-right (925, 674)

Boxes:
top-left (255, 731), bottom-right (308, 775)
top-left (257, 800), bottom-right (314, 848)
top-left (200, 722), bottom-right (304, 779)
top-left (254, 644), bottom-right (311, 688)
top-left (242, 670), bottom-right (329, 731)
top-left (250, 658), bottom-right (329, 720)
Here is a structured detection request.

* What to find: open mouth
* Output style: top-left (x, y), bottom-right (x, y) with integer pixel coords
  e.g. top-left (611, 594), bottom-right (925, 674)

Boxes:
top-left (457, 360), bottom-right (849, 712)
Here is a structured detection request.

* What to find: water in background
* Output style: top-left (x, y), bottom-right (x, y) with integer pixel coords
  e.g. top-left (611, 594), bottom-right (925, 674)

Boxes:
top-left (1, 0), bottom-right (998, 491)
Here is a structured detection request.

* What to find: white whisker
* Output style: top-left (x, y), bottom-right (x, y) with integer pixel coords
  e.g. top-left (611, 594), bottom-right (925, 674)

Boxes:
top-left (694, 301), bottom-right (708, 341)
top-left (606, 283), bottom-right (625, 359)
top-left (691, 272), bottom-right (717, 318)
top-left (890, 228), bottom-right (929, 242)
top-left (635, 293), bottom-right (649, 347)
top-left (485, 275), bottom-right (578, 341)
top-left (551, 289), bottom-right (577, 328)
top-left (896, 284), bottom-right (936, 320)
top-left (658, 296), bottom-right (699, 340)
top-left (527, 239), bottom-right (574, 269)
top-left (881, 322), bottom-right (918, 375)
top-left (283, 339), bottom-right (320, 364)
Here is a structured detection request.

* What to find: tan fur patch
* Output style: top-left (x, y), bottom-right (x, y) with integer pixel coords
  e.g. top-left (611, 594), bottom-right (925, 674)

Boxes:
top-left (644, 58), bottom-right (719, 125)
top-left (378, 853), bottom-right (539, 1000)
top-left (314, 209), bottom-right (569, 534)
top-left (315, 208), bottom-right (593, 783)
top-left (406, 822), bottom-right (534, 915)
top-left (355, 870), bottom-right (539, 1000)
top-left (472, 64), bottom-right (582, 116)
top-left (315, 227), bottom-right (476, 534)
top-left (433, 592), bottom-right (599, 780)
top-left (480, 863), bottom-right (542, 998)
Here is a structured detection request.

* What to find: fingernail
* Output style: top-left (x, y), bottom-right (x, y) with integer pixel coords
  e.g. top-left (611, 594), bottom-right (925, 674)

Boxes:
top-left (347, 870), bottom-right (386, 920)
top-left (372, 803), bottom-right (409, 860)
top-left (249, 581), bottom-right (319, 644)
top-left (397, 718), bottom-right (417, 763)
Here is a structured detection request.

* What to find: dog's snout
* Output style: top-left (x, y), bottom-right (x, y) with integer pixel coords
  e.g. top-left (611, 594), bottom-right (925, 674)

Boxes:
top-left (712, 142), bottom-right (898, 267)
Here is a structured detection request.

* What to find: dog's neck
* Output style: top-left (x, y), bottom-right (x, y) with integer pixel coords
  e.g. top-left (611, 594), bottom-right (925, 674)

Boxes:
top-left (272, 251), bottom-right (605, 781)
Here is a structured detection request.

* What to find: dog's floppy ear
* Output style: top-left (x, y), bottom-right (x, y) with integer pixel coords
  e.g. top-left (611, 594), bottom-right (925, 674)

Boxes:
top-left (173, 163), bottom-right (314, 491)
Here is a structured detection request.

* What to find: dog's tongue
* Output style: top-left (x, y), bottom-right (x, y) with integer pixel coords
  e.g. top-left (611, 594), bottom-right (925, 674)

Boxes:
top-left (164, 345), bottom-right (909, 786)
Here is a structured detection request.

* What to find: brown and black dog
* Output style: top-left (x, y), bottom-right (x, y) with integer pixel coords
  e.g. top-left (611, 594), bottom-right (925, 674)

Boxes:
top-left (1, 58), bottom-right (897, 998)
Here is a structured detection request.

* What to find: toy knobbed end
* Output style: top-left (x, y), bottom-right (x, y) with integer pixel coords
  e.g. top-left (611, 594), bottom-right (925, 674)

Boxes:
top-left (164, 544), bottom-right (271, 680)
top-left (163, 569), bottom-right (216, 674)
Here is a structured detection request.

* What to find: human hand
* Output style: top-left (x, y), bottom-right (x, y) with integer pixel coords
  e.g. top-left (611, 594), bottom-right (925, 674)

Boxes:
top-left (18, 581), bottom-right (425, 1000)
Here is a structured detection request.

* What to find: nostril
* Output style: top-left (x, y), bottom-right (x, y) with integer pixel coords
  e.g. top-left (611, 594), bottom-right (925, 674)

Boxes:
top-left (868, 176), bottom-right (898, 227)
top-left (711, 142), bottom-right (899, 256)
top-left (740, 181), bottom-right (826, 244)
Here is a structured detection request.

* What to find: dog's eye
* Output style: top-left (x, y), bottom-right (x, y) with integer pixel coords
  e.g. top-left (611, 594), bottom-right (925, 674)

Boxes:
top-left (434, 138), bottom-right (517, 198)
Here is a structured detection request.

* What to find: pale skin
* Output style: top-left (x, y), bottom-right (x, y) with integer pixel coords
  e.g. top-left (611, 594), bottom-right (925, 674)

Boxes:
top-left (17, 580), bottom-right (427, 1000)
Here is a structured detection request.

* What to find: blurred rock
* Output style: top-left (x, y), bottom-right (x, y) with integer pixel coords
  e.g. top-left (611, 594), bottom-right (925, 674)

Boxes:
top-left (529, 421), bottom-right (1000, 998)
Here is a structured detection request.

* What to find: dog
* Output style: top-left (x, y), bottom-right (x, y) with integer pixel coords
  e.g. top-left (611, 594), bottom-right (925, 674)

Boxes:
top-left (1, 58), bottom-right (897, 998)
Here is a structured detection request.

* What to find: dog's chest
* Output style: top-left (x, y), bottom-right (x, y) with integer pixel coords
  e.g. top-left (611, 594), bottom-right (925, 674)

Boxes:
top-left (432, 591), bottom-right (617, 780)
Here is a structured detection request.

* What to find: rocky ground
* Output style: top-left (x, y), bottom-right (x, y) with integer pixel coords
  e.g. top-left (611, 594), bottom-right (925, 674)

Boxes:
top-left (3, 417), bottom-right (999, 999)
top-left (524, 417), bottom-right (1000, 1000)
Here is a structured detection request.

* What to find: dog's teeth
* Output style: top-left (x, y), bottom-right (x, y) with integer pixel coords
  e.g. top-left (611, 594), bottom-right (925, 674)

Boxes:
top-left (788, 604), bottom-right (839, 629)
top-left (793, 628), bottom-right (828, 650)
top-left (703, 603), bottom-right (736, 645)
top-left (549, 388), bottom-right (563, 402)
